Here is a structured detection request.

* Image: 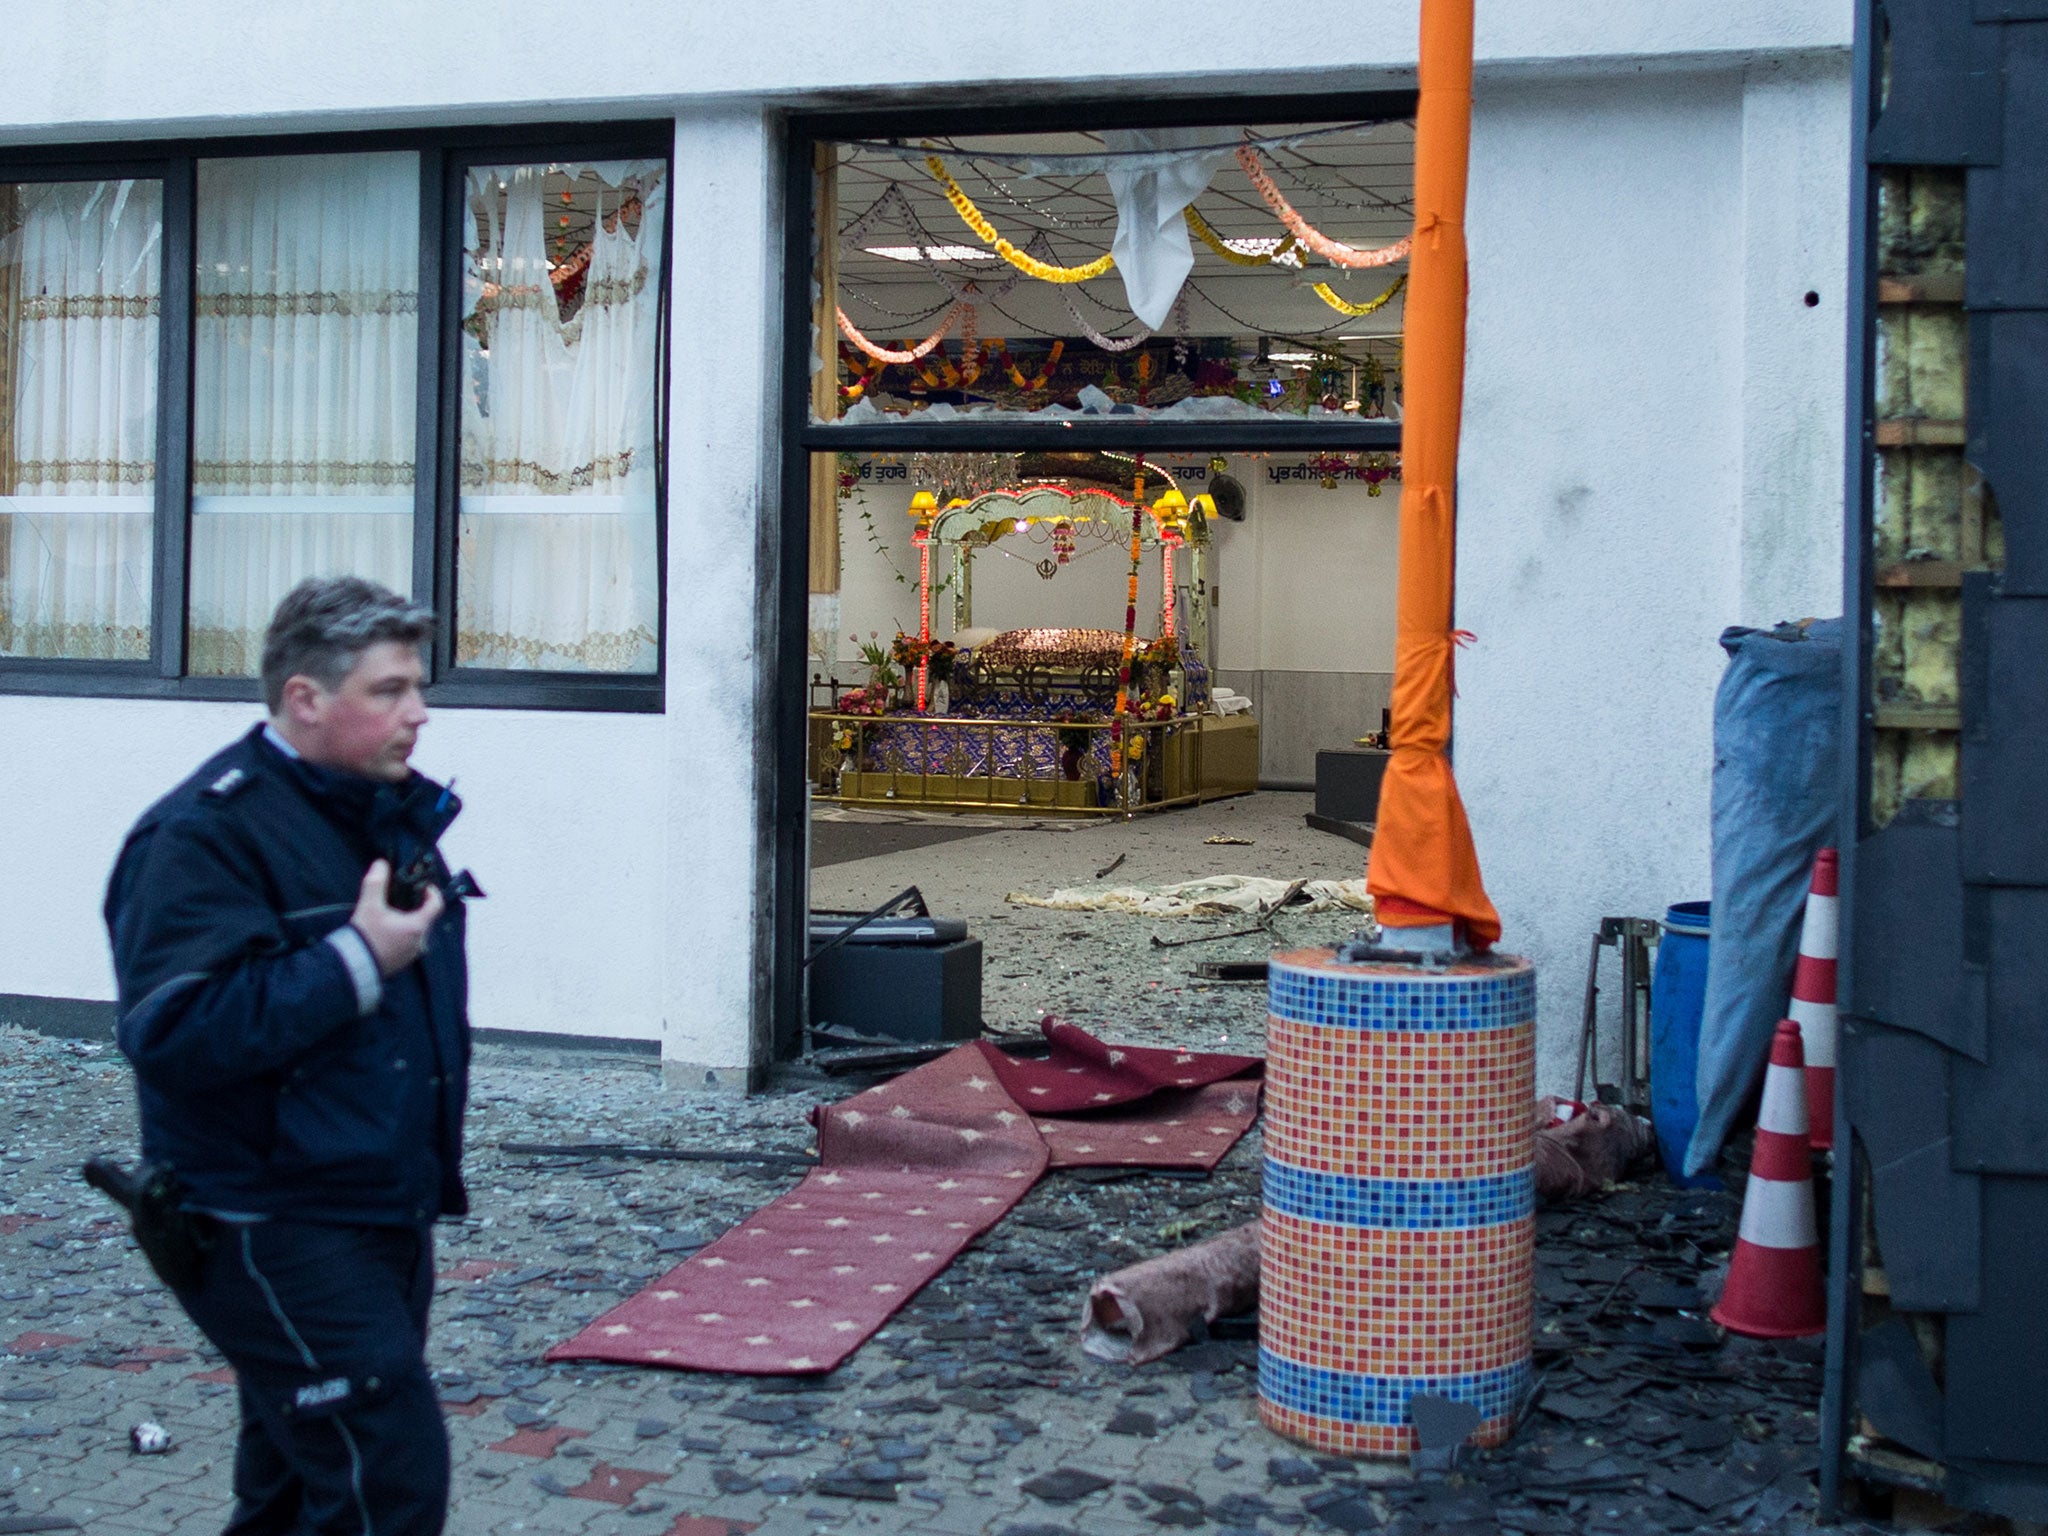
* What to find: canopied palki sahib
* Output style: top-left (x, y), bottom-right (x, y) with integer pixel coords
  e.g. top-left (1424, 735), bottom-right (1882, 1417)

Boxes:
top-left (820, 471), bottom-right (1260, 813)
top-left (804, 113), bottom-right (1416, 814)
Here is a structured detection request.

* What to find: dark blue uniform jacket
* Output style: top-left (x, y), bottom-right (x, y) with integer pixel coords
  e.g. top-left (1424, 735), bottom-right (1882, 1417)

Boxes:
top-left (105, 725), bottom-right (471, 1227)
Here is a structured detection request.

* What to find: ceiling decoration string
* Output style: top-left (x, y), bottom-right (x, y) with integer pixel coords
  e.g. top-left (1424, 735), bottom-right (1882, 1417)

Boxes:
top-left (1237, 145), bottom-right (1413, 270)
top-left (1183, 205), bottom-right (1300, 268)
top-left (924, 155), bottom-right (1117, 284)
top-left (1310, 273), bottom-right (1408, 318)
top-left (835, 300), bottom-right (970, 364)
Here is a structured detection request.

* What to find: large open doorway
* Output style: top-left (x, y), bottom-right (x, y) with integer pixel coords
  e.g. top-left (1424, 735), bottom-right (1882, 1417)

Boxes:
top-left (771, 95), bottom-right (1421, 1065)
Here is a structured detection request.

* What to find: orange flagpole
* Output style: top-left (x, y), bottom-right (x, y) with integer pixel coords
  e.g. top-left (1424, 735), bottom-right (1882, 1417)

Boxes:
top-left (1365, 0), bottom-right (1501, 947)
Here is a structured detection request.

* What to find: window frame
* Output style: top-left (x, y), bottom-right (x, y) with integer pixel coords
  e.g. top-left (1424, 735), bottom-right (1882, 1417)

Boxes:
top-left (0, 121), bottom-right (674, 711)
top-left (765, 90), bottom-right (1423, 1065)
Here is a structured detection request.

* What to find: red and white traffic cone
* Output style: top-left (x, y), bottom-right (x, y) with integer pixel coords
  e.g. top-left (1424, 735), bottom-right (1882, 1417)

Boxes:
top-left (1789, 847), bottom-right (1839, 1150)
top-left (1711, 1020), bottom-right (1826, 1339)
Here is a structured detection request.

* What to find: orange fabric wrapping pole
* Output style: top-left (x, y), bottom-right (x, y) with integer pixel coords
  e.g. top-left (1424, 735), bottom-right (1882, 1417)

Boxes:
top-left (1365, 0), bottom-right (1501, 947)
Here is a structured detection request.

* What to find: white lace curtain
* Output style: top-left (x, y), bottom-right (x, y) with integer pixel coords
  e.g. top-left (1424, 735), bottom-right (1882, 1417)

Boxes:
top-left (187, 153), bottom-right (418, 676)
top-left (1, 178), bottom-right (160, 660)
top-left (458, 160), bottom-right (665, 673)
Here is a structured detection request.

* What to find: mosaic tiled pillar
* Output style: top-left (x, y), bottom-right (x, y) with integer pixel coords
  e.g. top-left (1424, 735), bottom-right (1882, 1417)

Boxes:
top-left (1259, 949), bottom-right (1536, 1456)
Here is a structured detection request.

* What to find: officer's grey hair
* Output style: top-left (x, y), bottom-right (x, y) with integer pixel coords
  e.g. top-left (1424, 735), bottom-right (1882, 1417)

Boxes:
top-left (261, 577), bottom-right (436, 713)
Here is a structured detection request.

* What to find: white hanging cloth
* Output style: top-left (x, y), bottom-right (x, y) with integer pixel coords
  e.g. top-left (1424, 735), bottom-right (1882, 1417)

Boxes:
top-left (3, 178), bottom-right (161, 660)
top-left (457, 159), bottom-right (665, 674)
top-left (1102, 128), bottom-right (1232, 330)
top-left (186, 152), bottom-right (419, 676)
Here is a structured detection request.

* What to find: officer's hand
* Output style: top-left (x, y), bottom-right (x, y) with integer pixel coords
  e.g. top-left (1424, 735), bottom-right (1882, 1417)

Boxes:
top-left (349, 859), bottom-right (446, 977)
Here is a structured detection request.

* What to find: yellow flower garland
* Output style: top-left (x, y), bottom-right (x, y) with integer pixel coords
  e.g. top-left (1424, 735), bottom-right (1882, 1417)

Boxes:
top-left (924, 156), bottom-right (1116, 284)
top-left (1311, 273), bottom-right (1407, 317)
top-left (1182, 205), bottom-right (1299, 268)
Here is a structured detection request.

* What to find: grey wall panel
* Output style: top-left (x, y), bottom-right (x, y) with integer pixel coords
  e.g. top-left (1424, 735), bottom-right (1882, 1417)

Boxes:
top-left (1960, 583), bottom-right (2048, 877)
top-left (1843, 1018), bottom-right (1984, 1311)
top-left (1944, 1178), bottom-right (2048, 1463)
top-left (1850, 809), bottom-right (1986, 1059)
top-left (1968, 25), bottom-right (2048, 307)
top-left (1858, 1319), bottom-right (1947, 1459)
top-left (1966, 321), bottom-right (2048, 595)
top-left (1948, 1463), bottom-right (2048, 1524)
top-left (1867, 0), bottom-right (2004, 164)
top-left (1872, 1138), bottom-right (1983, 1311)
top-left (1951, 887), bottom-right (2048, 1172)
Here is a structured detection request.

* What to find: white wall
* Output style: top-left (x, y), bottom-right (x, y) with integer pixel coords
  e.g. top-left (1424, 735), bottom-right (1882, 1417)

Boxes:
top-left (0, 108), bottom-right (789, 1083)
top-left (0, 696), bottom-right (670, 1045)
top-left (659, 106), bottom-right (779, 1081)
top-left (0, 4), bottom-right (1849, 143)
top-left (1456, 59), bottom-right (1849, 1091)
top-left (1248, 477), bottom-right (1402, 675)
top-left (0, 8), bottom-right (1853, 1084)
top-left (1738, 54), bottom-right (1853, 627)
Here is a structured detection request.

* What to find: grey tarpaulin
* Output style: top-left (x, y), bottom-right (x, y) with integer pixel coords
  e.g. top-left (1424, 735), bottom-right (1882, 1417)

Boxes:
top-left (1684, 619), bottom-right (1843, 1176)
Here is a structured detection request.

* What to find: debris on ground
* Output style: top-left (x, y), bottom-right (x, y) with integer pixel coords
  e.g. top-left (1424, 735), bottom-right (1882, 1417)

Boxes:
top-left (1535, 1096), bottom-right (1659, 1201)
top-left (1007, 874), bottom-right (1372, 917)
top-left (0, 811), bottom-right (1839, 1536)
top-left (128, 1421), bottom-right (171, 1454)
top-left (1082, 1220), bottom-right (1260, 1365)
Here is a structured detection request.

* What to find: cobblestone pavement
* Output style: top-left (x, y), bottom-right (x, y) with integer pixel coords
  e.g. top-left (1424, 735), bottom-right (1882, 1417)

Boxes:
top-left (3, 1026), bottom-right (1873, 1536)
top-left (1, 798), bottom-right (1872, 1535)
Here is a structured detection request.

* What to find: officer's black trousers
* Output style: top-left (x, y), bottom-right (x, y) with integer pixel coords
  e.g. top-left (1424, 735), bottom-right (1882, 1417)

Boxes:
top-left (178, 1220), bottom-right (448, 1536)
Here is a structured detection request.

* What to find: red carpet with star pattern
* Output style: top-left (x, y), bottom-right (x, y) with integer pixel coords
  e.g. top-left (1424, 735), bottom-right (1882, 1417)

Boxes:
top-left (544, 1021), bottom-right (1261, 1374)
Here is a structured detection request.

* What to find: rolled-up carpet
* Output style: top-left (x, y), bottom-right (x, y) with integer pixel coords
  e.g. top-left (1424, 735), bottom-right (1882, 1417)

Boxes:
top-left (1081, 1221), bottom-right (1261, 1365)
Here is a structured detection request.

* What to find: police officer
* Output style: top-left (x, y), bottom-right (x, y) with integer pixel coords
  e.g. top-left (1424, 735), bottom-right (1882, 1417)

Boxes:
top-left (106, 576), bottom-right (474, 1536)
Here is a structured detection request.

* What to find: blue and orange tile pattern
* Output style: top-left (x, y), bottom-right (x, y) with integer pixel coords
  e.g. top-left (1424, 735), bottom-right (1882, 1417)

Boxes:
top-left (1259, 949), bottom-right (1536, 1457)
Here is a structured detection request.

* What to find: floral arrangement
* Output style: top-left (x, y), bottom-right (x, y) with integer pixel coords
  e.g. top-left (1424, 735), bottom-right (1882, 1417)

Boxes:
top-left (835, 450), bottom-right (865, 501)
top-left (834, 684), bottom-right (890, 717)
top-left (849, 631), bottom-right (898, 691)
top-left (891, 633), bottom-right (959, 682)
top-left (1135, 691), bottom-right (1178, 722)
top-left (1356, 452), bottom-right (1401, 496)
top-left (1139, 633), bottom-right (1181, 669)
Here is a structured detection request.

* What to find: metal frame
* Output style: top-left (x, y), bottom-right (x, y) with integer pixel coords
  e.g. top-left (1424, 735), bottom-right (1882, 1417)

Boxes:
top-left (1573, 916), bottom-right (1659, 1116)
top-left (0, 119), bottom-right (674, 712)
top-left (771, 88), bottom-right (1420, 1061)
top-left (1819, 0), bottom-right (1884, 1516)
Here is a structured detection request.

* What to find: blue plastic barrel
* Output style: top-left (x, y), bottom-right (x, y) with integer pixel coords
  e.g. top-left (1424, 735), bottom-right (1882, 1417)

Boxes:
top-left (1650, 902), bottom-right (1719, 1187)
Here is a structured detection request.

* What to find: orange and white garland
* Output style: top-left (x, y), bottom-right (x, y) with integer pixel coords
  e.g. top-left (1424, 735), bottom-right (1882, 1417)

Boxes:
top-left (835, 301), bottom-right (971, 365)
top-left (1236, 145), bottom-right (1412, 270)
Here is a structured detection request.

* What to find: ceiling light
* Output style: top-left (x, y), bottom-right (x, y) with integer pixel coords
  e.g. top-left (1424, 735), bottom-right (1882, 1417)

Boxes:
top-left (1217, 236), bottom-right (1303, 269)
top-left (863, 244), bottom-right (997, 263)
top-left (1268, 350), bottom-right (1317, 362)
